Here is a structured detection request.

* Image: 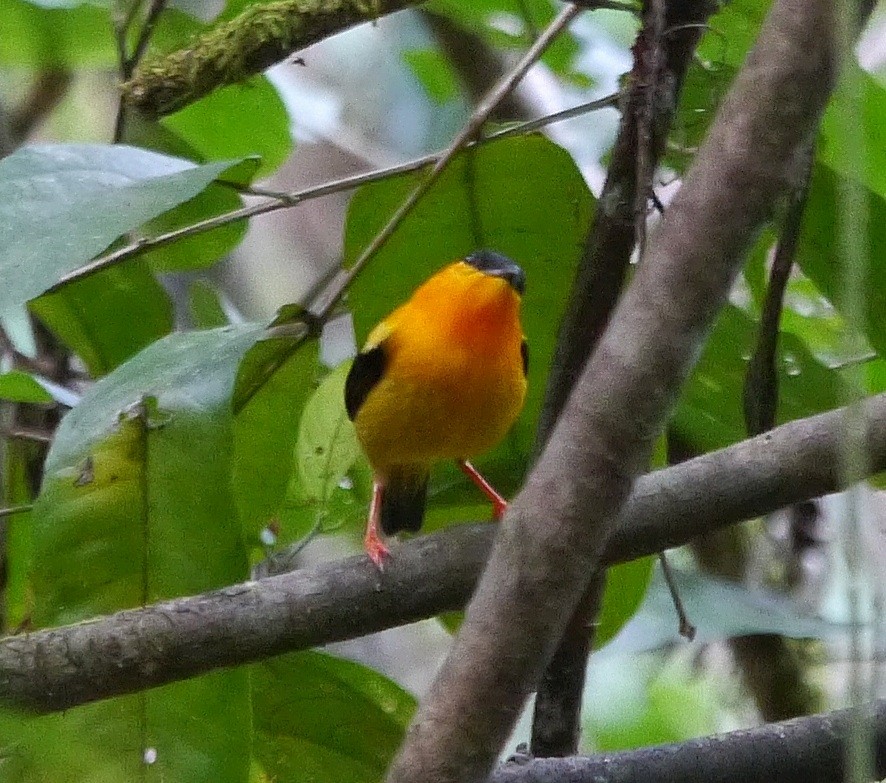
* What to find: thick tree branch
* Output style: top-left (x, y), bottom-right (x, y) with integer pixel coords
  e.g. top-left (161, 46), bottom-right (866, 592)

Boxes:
top-left (491, 701), bottom-right (886, 783)
top-left (5, 391), bottom-right (886, 714)
top-left (529, 0), bottom-right (714, 753)
top-left (386, 3), bottom-right (856, 781)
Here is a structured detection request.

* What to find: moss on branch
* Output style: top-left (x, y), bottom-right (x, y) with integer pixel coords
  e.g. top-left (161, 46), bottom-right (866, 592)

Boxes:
top-left (122, 0), bottom-right (423, 117)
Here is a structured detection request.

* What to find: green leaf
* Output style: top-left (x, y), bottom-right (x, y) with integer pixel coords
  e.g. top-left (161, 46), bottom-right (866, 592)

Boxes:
top-left (596, 557), bottom-right (656, 649)
top-left (0, 370), bottom-right (52, 403)
top-left (296, 363), bottom-right (360, 504)
top-left (162, 76), bottom-right (292, 178)
top-left (141, 182), bottom-right (251, 272)
top-left (252, 651), bottom-right (415, 783)
top-left (0, 671), bottom-right (251, 783)
top-left (0, 1), bottom-right (115, 65)
top-left (344, 135), bottom-right (593, 510)
top-left (189, 279), bottom-right (230, 328)
top-left (276, 362), bottom-right (365, 546)
top-left (31, 263), bottom-right (174, 376)
top-left (16, 326), bottom-right (263, 782)
top-left (0, 144), bottom-right (246, 315)
top-left (698, 0), bottom-right (771, 68)
top-left (231, 308), bottom-right (310, 414)
top-left (796, 164), bottom-right (886, 357)
top-left (233, 339), bottom-right (319, 542)
top-left (819, 66), bottom-right (886, 200)
top-left (403, 49), bottom-right (460, 104)
top-left (673, 304), bottom-right (841, 452)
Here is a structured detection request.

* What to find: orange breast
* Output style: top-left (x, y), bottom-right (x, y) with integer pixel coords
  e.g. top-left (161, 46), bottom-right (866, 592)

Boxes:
top-left (353, 264), bottom-right (527, 471)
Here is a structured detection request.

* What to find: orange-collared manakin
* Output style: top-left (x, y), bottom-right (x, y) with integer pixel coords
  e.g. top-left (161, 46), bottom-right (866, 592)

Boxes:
top-left (344, 250), bottom-right (528, 567)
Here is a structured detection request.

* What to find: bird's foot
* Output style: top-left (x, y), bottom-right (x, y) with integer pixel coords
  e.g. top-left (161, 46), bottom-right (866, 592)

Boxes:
top-left (492, 498), bottom-right (508, 520)
top-left (364, 529), bottom-right (390, 570)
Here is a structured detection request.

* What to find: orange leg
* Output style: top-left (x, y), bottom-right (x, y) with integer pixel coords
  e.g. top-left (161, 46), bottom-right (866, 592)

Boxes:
top-left (458, 460), bottom-right (508, 520)
top-left (364, 481), bottom-right (390, 569)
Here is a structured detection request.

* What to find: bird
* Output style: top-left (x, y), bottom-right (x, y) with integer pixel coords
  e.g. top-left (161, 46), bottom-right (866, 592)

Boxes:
top-left (344, 249), bottom-right (528, 568)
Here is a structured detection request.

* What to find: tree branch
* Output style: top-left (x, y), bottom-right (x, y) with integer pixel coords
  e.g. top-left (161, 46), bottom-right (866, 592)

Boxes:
top-left (123, 0), bottom-right (425, 117)
top-left (491, 701), bottom-right (886, 783)
top-left (386, 3), bottom-right (855, 781)
top-left (5, 392), bottom-right (886, 713)
top-left (529, 0), bottom-right (714, 753)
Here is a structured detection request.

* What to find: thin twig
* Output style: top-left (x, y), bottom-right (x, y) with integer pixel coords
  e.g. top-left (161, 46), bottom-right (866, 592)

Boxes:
top-left (743, 142), bottom-right (815, 435)
top-left (128, 0), bottom-right (169, 77)
top-left (0, 504), bottom-right (33, 519)
top-left (307, 2), bottom-right (584, 320)
top-left (48, 92), bottom-right (620, 296)
top-left (659, 552), bottom-right (696, 640)
top-left (0, 426), bottom-right (54, 443)
top-left (113, 0), bottom-right (169, 142)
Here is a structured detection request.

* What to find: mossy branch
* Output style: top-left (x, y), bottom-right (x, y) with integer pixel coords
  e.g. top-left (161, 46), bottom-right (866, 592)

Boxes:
top-left (122, 0), bottom-right (423, 117)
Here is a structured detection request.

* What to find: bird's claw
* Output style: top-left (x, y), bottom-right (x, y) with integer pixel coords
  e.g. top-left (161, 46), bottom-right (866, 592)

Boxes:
top-left (365, 532), bottom-right (390, 570)
top-left (492, 498), bottom-right (508, 520)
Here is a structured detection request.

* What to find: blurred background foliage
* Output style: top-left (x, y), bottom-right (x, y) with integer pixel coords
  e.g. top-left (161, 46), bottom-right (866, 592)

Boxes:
top-left (1, 0), bottom-right (885, 780)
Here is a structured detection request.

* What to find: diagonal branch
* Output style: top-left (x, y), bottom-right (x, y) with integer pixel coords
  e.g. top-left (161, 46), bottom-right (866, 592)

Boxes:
top-left (5, 391), bottom-right (886, 713)
top-left (529, 0), bottom-right (715, 755)
top-left (386, 3), bottom-right (860, 782)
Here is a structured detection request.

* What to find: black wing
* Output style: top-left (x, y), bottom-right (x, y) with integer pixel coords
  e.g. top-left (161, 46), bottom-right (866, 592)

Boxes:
top-left (521, 339), bottom-right (529, 377)
top-left (344, 343), bottom-right (387, 421)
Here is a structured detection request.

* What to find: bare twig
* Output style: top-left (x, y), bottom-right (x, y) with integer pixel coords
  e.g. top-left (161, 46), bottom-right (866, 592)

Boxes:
top-left (113, 0), bottom-right (170, 141)
top-left (46, 93), bottom-right (619, 296)
top-left (743, 141), bottom-right (815, 435)
top-left (634, 0), bottom-right (666, 257)
top-left (0, 504), bottom-right (33, 519)
top-left (659, 552), bottom-right (695, 640)
top-left (530, 573), bottom-right (606, 757)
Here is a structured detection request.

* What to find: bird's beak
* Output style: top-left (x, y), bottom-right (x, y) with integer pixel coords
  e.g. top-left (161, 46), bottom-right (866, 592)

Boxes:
top-left (465, 250), bottom-right (526, 295)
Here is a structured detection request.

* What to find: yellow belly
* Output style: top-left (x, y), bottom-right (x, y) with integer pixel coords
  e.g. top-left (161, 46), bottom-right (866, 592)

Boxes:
top-left (354, 341), bottom-right (526, 471)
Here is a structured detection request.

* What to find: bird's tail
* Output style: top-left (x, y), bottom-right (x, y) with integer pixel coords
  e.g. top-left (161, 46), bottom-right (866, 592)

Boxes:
top-left (380, 467), bottom-right (429, 535)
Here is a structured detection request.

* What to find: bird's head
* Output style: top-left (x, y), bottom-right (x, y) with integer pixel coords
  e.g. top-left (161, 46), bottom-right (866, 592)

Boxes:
top-left (464, 249), bottom-right (526, 296)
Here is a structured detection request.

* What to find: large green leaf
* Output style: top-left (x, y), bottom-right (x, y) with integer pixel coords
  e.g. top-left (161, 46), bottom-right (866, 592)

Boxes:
top-left (276, 362), bottom-right (367, 547)
top-left (673, 304), bottom-right (842, 452)
top-left (4, 326), bottom-right (266, 782)
top-left (122, 116), bottom-right (255, 272)
top-left (0, 144), bottom-right (247, 315)
top-left (252, 651), bottom-right (415, 783)
top-left (343, 134), bottom-right (593, 509)
top-left (233, 339), bottom-right (319, 545)
top-left (162, 76), bottom-right (292, 178)
top-left (796, 164), bottom-right (886, 357)
top-left (31, 263), bottom-right (174, 376)
top-left (0, 1), bottom-right (115, 65)
top-left (819, 66), bottom-right (886, 201)
top-left (698, 0), bottom-right (771, 67)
